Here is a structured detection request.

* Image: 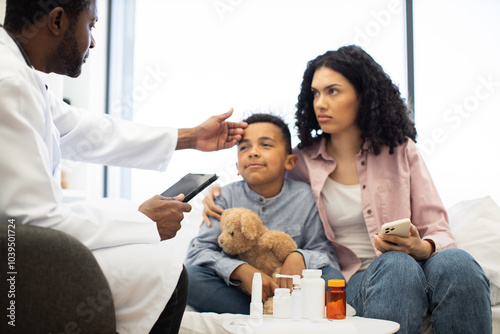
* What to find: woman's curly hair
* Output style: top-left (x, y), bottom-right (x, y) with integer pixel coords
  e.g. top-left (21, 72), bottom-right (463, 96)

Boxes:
top-left (295, 45), bottom-right (416, 155)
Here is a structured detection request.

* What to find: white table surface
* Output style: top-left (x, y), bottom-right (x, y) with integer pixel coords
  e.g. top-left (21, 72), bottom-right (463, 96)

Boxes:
top-left (222, 315), bottom-right (400, 334)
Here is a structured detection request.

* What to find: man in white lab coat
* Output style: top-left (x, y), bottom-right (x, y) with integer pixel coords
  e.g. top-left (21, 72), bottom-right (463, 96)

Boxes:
top-left (0, 0), bottom-right (246, 333)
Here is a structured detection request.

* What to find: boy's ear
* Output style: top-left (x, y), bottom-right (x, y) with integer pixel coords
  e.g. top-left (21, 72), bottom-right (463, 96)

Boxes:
top-left (284, 154), bottom-right (298, 171)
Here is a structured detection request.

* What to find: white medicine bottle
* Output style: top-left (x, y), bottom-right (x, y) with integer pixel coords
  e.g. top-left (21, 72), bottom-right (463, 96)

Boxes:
top-left (273, 288), bottom-right (292, 319)
top-left (301, 269), bottom-right (325, 319)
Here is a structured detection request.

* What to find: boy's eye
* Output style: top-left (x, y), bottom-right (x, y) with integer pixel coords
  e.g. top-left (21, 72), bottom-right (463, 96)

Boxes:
top-left (239, 145), bottom-right (248, 151)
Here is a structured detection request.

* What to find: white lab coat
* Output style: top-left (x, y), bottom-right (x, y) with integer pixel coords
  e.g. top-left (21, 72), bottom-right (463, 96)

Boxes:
top-left (0, 27), bottom-right (184, 333)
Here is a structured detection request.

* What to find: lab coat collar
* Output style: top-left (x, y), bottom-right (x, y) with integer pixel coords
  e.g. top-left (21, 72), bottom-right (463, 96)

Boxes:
top-left (0, 24), bottom-right (32, 67)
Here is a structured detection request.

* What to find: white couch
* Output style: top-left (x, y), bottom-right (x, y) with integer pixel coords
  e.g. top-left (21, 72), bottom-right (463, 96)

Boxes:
top-left (166, 196), bottom-right (500, 334)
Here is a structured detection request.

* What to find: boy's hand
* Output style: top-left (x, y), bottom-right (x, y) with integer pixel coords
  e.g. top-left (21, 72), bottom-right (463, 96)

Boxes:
top-left (200, 185), bottom-right (223, 227)
top-left (278, 252), bottom-right (306, 289)
top-left (231, 264), bottom-right (278, 302)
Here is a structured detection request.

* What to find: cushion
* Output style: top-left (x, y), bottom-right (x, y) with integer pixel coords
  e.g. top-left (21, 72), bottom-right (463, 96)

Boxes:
top-left (0, 224), bottom-right (116, 333)
top-left (447, 196), bottom-right (500, 305)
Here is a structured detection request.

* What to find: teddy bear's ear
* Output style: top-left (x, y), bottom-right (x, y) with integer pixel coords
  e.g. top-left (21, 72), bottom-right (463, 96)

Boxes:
top-left (220, 209), bottom-right (240, 230)
top-left (240, 210), bottom-right (262, 241)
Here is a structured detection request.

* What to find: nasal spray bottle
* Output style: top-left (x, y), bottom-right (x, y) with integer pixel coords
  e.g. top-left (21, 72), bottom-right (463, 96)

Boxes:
top-left (275, 274), bottom-right (302, 320)
top-left (250, 273), bottom-right (263, 319)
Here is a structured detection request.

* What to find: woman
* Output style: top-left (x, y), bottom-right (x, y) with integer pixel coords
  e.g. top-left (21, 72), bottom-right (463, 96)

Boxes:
top-left (203, 45), bottom-right (491, 333)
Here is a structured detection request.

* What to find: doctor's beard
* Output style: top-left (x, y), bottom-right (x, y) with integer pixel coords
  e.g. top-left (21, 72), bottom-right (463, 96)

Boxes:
top-left (54, 28), bottom-right (85, 78)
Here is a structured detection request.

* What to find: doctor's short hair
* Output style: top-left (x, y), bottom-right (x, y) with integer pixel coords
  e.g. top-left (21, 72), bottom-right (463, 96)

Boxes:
top-left (242, 113), bottom-right (292, 155)
top-left (4, 0), bottom-right (91, 33)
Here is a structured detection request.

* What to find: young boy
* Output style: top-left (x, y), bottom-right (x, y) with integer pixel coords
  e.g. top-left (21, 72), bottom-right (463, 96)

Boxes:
top-left (184, 113), bottom-right (340, 314)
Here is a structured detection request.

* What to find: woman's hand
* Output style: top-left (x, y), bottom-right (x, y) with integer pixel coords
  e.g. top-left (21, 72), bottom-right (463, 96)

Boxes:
top-left (374, 224), bottom-right (434, 261)
top-left (201, 185), bottom-right (223, 227)
top-left (278, 252), bottom-right (306, 289)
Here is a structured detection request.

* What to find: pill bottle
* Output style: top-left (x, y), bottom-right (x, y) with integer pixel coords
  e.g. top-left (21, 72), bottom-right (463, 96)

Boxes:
top-left (275, 274), bottom-right (302, 320)
top-left (326, 279), bottom-right (346, 320)
top-left (301, 269), bottom-right (325, 319)
top-left (273, 288), bottom-right (291, 319)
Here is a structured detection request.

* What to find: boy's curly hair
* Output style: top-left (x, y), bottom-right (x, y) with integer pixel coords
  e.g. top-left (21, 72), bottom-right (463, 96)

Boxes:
top-left (295, 45), bottom-right (416, 155)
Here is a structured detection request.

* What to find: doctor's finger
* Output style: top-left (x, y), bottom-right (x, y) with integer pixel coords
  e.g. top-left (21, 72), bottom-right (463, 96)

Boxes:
top-left (176, 201), bottom-right (192, 213)
top-left (160, 193), bottom-right (185, 201)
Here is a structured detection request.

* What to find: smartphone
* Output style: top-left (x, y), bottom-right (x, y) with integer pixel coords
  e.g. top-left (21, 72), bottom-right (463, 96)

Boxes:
top-left (380, 218), bottom-right (411, 238)
top-left (160, 173), bottom-right (218, 202)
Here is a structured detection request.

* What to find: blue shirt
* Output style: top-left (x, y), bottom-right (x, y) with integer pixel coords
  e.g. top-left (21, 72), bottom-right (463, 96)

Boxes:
top-left (185, 178), bottom-right (339, 285)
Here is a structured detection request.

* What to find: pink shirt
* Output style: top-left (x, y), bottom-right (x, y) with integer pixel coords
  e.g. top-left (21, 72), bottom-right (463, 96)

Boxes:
top-left (288, 137), bottom-right (456, 281)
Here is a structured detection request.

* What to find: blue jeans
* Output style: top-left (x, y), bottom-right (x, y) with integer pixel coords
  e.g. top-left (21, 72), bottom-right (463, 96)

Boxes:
top-left (186, 265), bottom-right (342, 314)
top-left (346, 249), bottom-right (491, 334)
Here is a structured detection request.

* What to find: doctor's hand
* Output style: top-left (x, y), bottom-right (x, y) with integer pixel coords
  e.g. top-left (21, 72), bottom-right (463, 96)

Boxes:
top-left (176, 109), bottom-right (247, 151)
top-left (139, 194), bottom-right (192, 240)
top-left (374, 224), bottom-right (435, 261)
top-left (201, 185), bottom-right (223, 227)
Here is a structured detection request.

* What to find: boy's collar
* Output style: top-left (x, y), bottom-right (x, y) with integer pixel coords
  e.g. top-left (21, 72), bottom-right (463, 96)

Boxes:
top-left (243, 179), bottom-right (287, 202)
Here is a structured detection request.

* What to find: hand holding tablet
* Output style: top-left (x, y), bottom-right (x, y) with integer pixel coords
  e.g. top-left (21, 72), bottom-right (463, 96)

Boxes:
top-left (161, 173), bottom-right (218, 202)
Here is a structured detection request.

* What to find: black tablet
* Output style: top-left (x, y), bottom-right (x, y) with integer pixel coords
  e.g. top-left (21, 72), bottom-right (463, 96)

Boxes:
top-left (160, 173), bottom-right (218, 202)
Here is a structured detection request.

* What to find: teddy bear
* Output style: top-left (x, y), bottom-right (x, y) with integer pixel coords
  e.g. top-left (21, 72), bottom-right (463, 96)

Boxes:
top-left (217, 207), bottom-right (297, 314)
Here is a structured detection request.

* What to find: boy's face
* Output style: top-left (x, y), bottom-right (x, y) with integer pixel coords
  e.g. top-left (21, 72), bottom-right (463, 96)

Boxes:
top-left (237, 122), bottom-right (296, 197)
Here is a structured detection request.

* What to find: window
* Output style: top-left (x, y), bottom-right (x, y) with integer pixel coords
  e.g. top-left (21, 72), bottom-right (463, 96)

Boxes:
top-left (414, 0), bottom-right (500, 206)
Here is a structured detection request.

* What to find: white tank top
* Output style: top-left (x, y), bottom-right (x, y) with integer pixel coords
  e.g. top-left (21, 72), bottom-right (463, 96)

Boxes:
top-left (321, 177), bottom-right (377, 270)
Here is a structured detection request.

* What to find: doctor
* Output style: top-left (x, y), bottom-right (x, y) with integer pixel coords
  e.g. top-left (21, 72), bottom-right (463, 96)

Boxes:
top-left (0, 0), bottom-right (246, 333)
